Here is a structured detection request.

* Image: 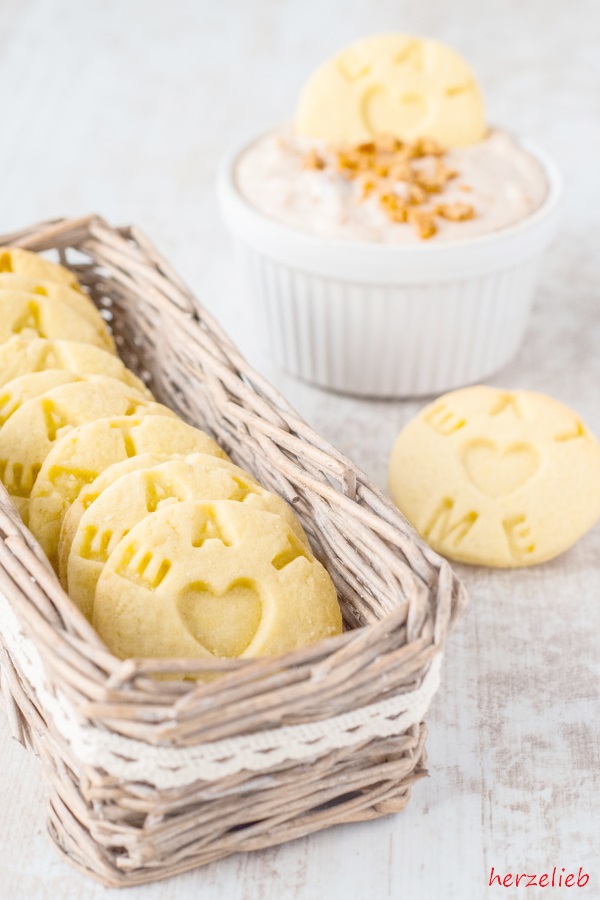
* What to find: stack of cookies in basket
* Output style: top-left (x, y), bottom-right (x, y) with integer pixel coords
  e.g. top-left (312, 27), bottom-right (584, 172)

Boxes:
top-left (0, 247), bottom-right (342, 663)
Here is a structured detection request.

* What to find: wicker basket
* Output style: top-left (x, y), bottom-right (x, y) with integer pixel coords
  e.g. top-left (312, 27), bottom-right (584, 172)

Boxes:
top-left (0, 215), bottom-right (467, 888)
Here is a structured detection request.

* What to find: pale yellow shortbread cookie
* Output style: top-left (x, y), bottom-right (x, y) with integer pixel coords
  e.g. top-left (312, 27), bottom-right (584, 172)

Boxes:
top-left (0, 247), bottom-right (81, 291)
top-left (0, 379), bottom-right (173, 528)
top-left (0, 370), bottom-right (79, 427)
top-left (29, 415), bottom-right (228, 570)
top-left (0, 369), bottom-right (153, 427)
top-left (64, 455), bottom-right (310, 620)
top-left (93, 500), bottom-right (341, 662)
top-left (0, 277), bottom-right (114, 352)
top-left (59, 452), bottom-right (181, 579)
top-left (296, 34), bottom-right (486, 147)
top-left (0, 291), bottom-right (115, 353)
top-left (0, 336), bottom-right (150, 395)
top-left (58, 453), bottom-right (188, 548)
top-left (59, 453), bottom-right (304, 585)
top-left (389, 386), bottom-right (600, 567)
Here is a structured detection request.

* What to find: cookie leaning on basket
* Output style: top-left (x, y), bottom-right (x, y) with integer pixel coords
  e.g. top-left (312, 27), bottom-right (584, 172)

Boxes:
top-left (0, 245), bottom-right (343, 665)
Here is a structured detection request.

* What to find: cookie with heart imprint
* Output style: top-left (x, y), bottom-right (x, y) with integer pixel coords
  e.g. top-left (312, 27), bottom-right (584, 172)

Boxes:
top-left (0, 290), bottom-right (115, 353)
top-left (0, 379), bottom-right (174, 532)
top-left (0, 336), bottom-right (150, 395)
top-left (93, 500), bottom-right (341, 663)
top-left (389, 386), bottom-right (600, 567)
top-left (29, 415), bottom-right (228, 571)
top-left (63, 455), bottom-right (311, 620)
top-left (0, 246), bottom-right (82, 291)
top-left (296, 33), bottom-right (486, 147)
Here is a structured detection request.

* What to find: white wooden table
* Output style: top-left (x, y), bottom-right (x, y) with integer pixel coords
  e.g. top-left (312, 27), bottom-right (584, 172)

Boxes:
top-left (1, 1), bottom-right (599, 897)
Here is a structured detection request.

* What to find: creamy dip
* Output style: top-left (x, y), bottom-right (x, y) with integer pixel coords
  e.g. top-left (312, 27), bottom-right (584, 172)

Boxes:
top-left (236, 127), bottom-right (549, 243)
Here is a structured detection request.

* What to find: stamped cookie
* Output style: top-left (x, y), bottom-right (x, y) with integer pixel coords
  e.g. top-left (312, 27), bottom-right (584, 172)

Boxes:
top-left (296, 34), bottom-right (486, 147)
top-left (64, 456), bottom-right (310, 619)
top-left (29, 415), bottom-right (228, 569)
top-left (0, 370), bottom-right (153, 427)
top-left (93, 500), bottom-right (341, 662)
top-left (0, 336), bottom-right (150, 395)
top-left (0, 291), bottom-right (115, 353)
top-left (59, 453), bottom-right (301, 584)
top-left (0, 379), bottom-right (173, 528)
top-left (0, 370), bottom-right (80, 427)
top-left (0, 277), bottom-right (114, 351)
top-left (58, 452), bottom-right (181, 578)
top-left (0, 247), bottom-right (81, 291)
top-left (389, 386), bottom-right (600, 567)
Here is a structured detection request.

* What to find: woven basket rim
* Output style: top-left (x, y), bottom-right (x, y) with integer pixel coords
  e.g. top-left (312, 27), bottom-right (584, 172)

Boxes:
top-left (0, 213), bottom-right (467, 729)
top-left (0, 213), bottom-right (470, 887)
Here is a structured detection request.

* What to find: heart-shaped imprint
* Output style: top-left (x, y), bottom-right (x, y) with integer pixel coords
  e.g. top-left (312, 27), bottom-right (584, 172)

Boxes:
top-left (462, 439), bottom-right (540, 497)
top-left (176, 578), bottom-right (262, 658)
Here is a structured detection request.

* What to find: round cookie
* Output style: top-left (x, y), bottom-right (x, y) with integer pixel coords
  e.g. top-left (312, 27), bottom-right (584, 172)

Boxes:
top-left (59, 452), bottom-right (180, 579)
top-left (0, 247), bottom-right (81, 291)
top-left (0, 291), bottom-right (115, 353)
top-left (296, 33), bottom-right (486, 147)
top-left (0, 336), bottom-right (150, 395)
top-left (0, 278), bottom-right (114, 352)
top-left (64, 455), bottom-right (310, 620)
top-left (59, 452), bottom-right (299, 583)
top-left (0, 370), bottom-right (81, 427)
top-left (0, 378), bottom-right (173, 528)
top-left (93, 500), bottom-right (342, 662)
top-left (0, 370), bottom-right (149, 427)
top-left (389, 386), bottom-right (600, 567)
top-left (29, 415), bottom-right (228, 569)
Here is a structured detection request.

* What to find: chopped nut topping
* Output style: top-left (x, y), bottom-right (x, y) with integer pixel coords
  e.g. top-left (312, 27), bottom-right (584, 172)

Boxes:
top-left (303, 148), bottom-right (325, 170)
top-left (435, 159), bottom-right (458, 183)
top-left (388, 160), bottom-right (413, 182)
top-left (360, 178), bottom-right (376, 200)
top-left (408, 184), bottom-right (428, 205)
top-left (435, 202), bottom-right (476, 221)
top-left (389, 205), bottom-right (409, 224)
top-left (414, 160), bottom-right (458, 193)
top-left (379, 193), bottom-right (408, 221)
top-left (413, 174), bottom-right (442, 194)
top-left (301, 133), bottom-right (476, 239)
top-left (374, 133), bottom-right (403, 154)
top-left (407, 208), bottom-right (437, 239)
top-left (411, 137), bottom-right (445, 158)
top-left (355, 140), bottom-right (377, 155)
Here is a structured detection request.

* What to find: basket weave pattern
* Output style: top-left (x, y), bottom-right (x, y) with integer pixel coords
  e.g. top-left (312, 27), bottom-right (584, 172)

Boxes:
top-left (0, 216), bottom-right (467, 887)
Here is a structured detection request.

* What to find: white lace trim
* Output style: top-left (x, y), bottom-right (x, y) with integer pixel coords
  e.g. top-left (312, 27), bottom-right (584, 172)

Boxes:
top-left (0, 588), bottom-right (441, 788)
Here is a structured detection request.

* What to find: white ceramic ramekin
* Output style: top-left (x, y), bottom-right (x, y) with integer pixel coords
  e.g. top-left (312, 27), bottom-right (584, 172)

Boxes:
top-left (218, 135), bottom-right (563, 398)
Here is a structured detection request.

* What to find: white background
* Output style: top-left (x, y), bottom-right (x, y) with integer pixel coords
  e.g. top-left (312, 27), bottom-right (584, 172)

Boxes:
top-left (1, 1), bottom-right (599, 897)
